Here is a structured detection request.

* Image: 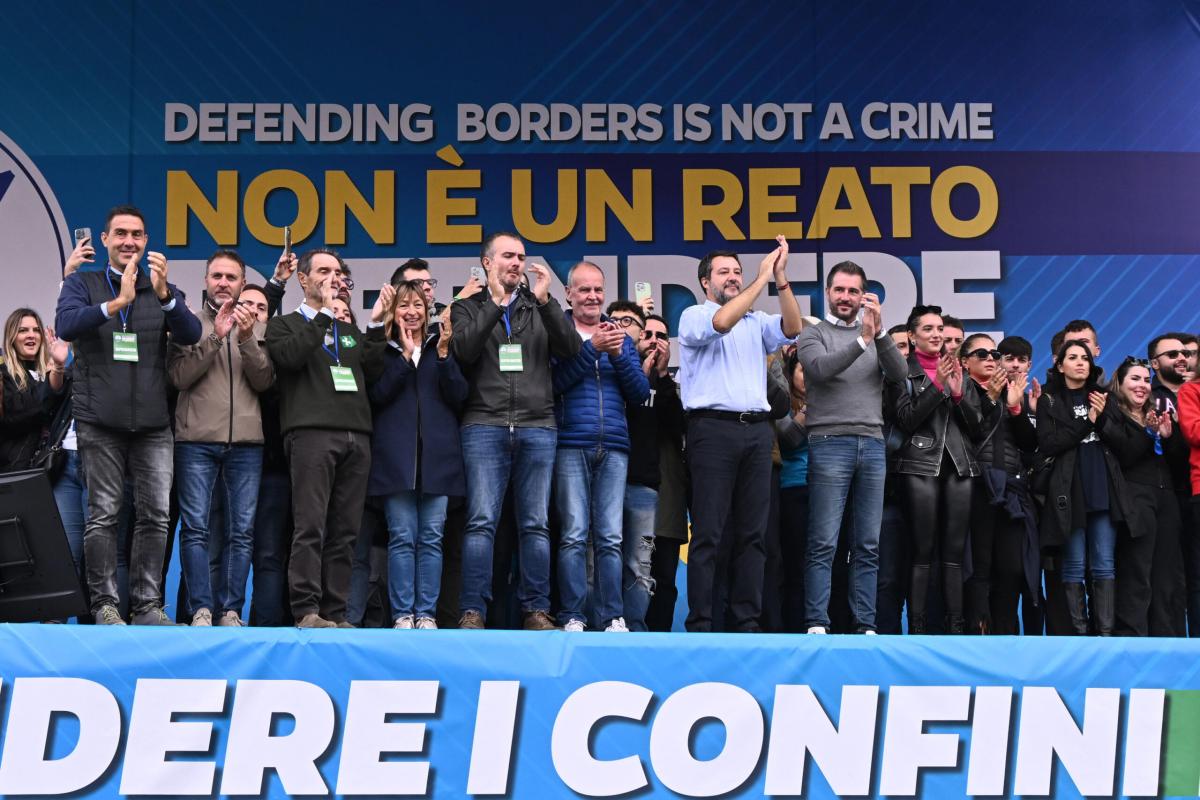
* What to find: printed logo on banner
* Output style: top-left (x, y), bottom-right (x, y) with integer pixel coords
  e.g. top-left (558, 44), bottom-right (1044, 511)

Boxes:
top-left (0, 130), bottom-right (70, 322)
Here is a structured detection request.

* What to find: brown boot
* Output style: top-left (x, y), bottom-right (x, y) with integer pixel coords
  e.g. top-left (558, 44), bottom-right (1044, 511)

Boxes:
top-left (458, 610), bottom-right (485, 630)
top-left (297, 613), bottom-right (336, 629)
top-left (523, 610), bottom-right (556, 631)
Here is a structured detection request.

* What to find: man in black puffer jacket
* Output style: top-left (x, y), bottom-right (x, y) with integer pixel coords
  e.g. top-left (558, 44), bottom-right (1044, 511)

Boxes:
top-left (55, 205), bottom-right (201, 626)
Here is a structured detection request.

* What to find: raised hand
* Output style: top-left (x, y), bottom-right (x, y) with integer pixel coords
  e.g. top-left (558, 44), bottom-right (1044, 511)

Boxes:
top-left (273, 251), bottom-right (298, 284)
top-left (986, 367), bottom-right (1007, 401)
top-left (1087, 390), bottom-right (1107, 422)
top-left (654, 338), bottom-right (671, 376)
top-left (213, 298), bottom-right (237, 340)
top-left (637, 294), bottom-right (655, 315)
top-left (935, 352), bottom-right (954, 386)
top-left (319, 275), bottom-right (339, 310)
top-left (527, 263), bottom-right (553, 305)
top-left (458, 276), bottom-right (484, 301)
top-left (642, 348), bottom-right (657, 377)
top-left (944, 354), bottom-right (964, 395)
top-left (1029, 377), bottom-right (1042, 413)
top-left (111, 257), bottom-right (139, 313)
top-left (398, 324), bottom-right (416, 361)
top-left (1006, 371), bottom-right (1028, 408)
top-left (147, 251), bottom-right (170, 300)
top-left (233, 304), bottom-right (256, 341)
top-left (436, 307), bottom-right (453, 358)
top-left (1159, 409), bottom-right (1174, 438)
top-left (65, 237), bottom-right (96, 277)
top-left (370, 283), bottom-right (396, 325)
top-left (771, 234), bottom-right (789, 284)
top-left (46, 327), bottom-right (70, 366)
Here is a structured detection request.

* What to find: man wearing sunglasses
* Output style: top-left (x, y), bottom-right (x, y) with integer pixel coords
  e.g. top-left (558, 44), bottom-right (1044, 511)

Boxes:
top-left (1147, 332), bottom-right (1200, 636)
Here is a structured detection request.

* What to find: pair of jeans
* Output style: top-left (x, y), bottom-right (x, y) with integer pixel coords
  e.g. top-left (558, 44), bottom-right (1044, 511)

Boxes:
top-left (384, 491), bottom-right (449, 620)
top-left (250, 470), bottom-right (292, 626)
top-left (553, 447), bottom-right (628, 626)
top-left (459, 425), bottom-right (556, 616)
top-left (175, 443), bottom-right (263, 615)
top-left (621, 484), bottom-right (657, 632)
top-left (1061, 511), bottom-right (1117, 583)
top-left (52, 450), bottom-right (87, 579)
top-left (76, 421), bottom-right (173, 615)
top-left (804, 434), bottom-right (886, 630)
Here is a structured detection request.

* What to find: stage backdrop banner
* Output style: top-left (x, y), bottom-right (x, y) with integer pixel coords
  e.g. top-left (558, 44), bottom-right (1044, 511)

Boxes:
top-left (1, 2), bottom-right (1200, 376)
top-left (0, 627), bottom-right (1198, 799)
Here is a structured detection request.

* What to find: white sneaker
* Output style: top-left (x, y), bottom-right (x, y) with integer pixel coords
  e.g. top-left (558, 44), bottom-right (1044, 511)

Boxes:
top-left (191, 608), bottom-right (212, 627)
top-left (415, 617), bottom-right (437, 630)
top-left (806, 626), bottom-right (827, 634)
top-left (563, 619), bottom-right (586, 632)
top-left (393, 615), bottom-right (415, 630)
top-left (863, 629), bottom-right (877, 636)
top-left (218, 610), bottom-right (245, 627)
top-left (605, 617), bottom-right (629, 632)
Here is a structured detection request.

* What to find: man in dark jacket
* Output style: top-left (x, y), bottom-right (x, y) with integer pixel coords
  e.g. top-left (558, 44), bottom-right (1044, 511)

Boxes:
top-left (54, 205), bottom-right (202, 625)
top-left (551, 266), bottom-right (650, 632)
top-left (266, 248), bottom-right (388, 628)
top-left (450, 232), bottom-right (581, 630)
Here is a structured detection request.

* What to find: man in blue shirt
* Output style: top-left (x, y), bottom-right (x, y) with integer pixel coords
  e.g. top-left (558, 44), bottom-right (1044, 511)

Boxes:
top-left (55, 205), bottom-right (202, 625)
top-left (677, 236), bottom-right (804, 632)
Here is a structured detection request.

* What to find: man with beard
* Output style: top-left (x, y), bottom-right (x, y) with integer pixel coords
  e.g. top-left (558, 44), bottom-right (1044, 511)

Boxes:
top-left (1148, 332), bottom-right (1198, 635)
top-left (168, 250), bottom-right (274, 627)
top-left (677, 236), bottom-right (804, 632)
top-left (796, 261), bottom-right (907, 634)
top-left (451, 232), bottom-right (581, 630)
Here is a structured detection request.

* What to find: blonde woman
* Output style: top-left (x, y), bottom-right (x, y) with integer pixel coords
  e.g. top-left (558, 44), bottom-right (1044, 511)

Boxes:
top-left (1, 308), bottom-right (67, 471)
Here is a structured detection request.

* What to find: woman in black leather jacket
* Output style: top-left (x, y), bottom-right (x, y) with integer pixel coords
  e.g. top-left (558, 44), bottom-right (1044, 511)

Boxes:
top-left (887, 306), bottom-right (984, 633)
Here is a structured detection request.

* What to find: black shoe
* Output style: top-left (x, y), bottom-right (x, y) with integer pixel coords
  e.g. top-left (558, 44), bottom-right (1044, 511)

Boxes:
top-left (908, 564), bottom-right (931, 634)
top-left (1062, 583), bottom-right (1089, 635)
top-left (1090, 579), bottom-right (1115, 637)
top-left (945, 614), bottom-right (965, 635)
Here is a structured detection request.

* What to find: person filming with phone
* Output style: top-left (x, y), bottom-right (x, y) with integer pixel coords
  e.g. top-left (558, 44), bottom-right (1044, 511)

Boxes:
top-left (450, 231), bottom-right (581, 630)
top-left (54, 205), bottom-right (202, 625)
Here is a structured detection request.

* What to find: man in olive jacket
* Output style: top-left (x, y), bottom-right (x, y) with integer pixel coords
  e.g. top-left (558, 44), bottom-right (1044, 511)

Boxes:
top-left (169, 250), bottom-right (274, 627)
top-left (450, 232), bottom-right (581, 630)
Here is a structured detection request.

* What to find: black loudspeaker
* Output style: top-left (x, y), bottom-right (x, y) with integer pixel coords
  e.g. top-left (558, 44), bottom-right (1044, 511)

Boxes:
top-left (0, 469), bottom-right (87, 622)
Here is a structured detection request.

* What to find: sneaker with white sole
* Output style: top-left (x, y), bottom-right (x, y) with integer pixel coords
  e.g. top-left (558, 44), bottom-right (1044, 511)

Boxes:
top-left (218, 610), bottom-right (245, 627)
top-left (95, 604), bottom-right (126, 626)
top-left (191, 608), bottom-right (213, 627)
top-left (806, 625), bottom-right (828, 634)
top-left (393, 615), bottom-right (415, 630)
top-left (415, 617), bottom-right (437, 630)
top-left (604, 617), bottom-right (629, 632)
top-left (563, 619), bottom-right (586, 632)
top-left (132, 607), bottom-right (176, 626)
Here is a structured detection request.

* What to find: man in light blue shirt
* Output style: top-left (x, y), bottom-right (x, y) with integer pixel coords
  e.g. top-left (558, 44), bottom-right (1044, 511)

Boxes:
top-left (677, 236), bottom-right (804, 631)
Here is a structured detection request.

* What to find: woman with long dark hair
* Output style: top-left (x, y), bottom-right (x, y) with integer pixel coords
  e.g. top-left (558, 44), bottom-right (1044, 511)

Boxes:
top-left (367, 281), bottom-right (468, 629)
top-left (1, 308), bottom-right (67, 471)
top-left (1036, 339), bottom-right (1130, 635)
top-left (1104, 357), bottom-right (1183, 635)
top-left (888, 305), bottom-right (984, 633)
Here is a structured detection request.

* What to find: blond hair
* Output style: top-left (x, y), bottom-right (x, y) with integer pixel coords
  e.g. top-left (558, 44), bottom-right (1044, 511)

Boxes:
top-left (3, 308), bottom-right (51, 392)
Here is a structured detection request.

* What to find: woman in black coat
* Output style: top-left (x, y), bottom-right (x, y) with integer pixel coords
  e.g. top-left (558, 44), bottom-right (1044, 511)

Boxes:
top-left (367, 282), bottom-right (468, 630)
top-left (1102, 356), bottom-right (1184, 636)
top-left (888, 306), bottom-right (985, 633)
top-left (1035, 340), bottom-right (1130, 635)
top-left (1, 308), bottom-right (67, 471)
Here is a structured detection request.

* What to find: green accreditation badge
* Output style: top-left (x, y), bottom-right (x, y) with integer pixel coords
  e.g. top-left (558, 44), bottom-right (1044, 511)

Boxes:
top-left (113, 332), bottom-right (139, 362)
top-left (330, 365), bottom-right (359, 392)
top-left (499, 343), bottom-right (523, 372)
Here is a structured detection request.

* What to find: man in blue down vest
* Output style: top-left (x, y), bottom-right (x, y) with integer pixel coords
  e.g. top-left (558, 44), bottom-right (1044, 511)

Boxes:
top-left (55, 205), bottom-right (202, 625)
top-left (552, 262), bottom-right (650, 632)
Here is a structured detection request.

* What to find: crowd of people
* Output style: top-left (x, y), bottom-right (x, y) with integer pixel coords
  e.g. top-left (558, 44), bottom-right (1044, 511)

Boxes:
top-left (2, 204), bottom-right (1199, 637)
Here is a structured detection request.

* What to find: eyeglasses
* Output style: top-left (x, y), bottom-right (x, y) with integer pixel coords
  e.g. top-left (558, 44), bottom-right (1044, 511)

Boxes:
top-left (1122, 356), bottom-right (1152, 368)
top-left (642, 331), bottom-right (669, 342)
top-left (409, 278), bottom-right (438, 289)
top-left (340, 275), bottom-right (355, 291)
top-left (612, 315), bottom-right (644, 329)
top-left (1153, 348), bottom-right (1197, 360)
top-left (965, 348), bottom-right (1002, 361)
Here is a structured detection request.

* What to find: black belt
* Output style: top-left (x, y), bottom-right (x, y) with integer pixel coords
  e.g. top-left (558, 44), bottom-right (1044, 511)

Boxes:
top-left (688, 409), bottom-right (770, 424)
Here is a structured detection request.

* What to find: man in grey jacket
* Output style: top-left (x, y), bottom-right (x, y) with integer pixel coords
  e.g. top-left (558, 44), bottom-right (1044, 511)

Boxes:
top-left (169, 250), bottom-right (274, 627)
top-left (796, 261), bottom-right (907, 634)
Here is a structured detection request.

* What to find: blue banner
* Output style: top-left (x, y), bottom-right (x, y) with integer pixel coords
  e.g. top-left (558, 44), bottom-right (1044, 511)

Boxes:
top-left (0, 626), bottom-right (1198, 798)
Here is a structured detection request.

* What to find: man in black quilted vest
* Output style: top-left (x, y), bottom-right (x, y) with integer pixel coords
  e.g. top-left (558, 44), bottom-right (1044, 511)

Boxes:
top-left (55, 205), bottom-right (202, 625)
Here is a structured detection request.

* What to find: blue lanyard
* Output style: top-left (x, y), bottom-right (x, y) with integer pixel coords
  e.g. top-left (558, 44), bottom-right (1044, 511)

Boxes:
top-left (1146, 426), bottom-right (1163, 456)
top-left (104, 268), bottom-right (131, 331)
top-left (301, 308), bottom-right (341, 365)
top-left (502, 300), bottom-right (513, 337)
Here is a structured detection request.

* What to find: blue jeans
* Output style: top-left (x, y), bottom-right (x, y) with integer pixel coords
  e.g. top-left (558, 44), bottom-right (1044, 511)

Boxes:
top-left (52, 450), bottom-right (88, 579)
top-left (555, 448), bottom-right (628, 626)
top-left (460, 425), bottom-right (556, 616)
top-left (622, 484), bottom-right (657, 631)
top-left (804, 434), bottom-right (886, 629)
top-left (250, 470), bottom-right (292, 626)
top-left (384, 491), bottom-right (449, 619)
top-left (175, 443), bottom-right (263, 614)
top-left (1062, 511), bottom-right (1117, 583)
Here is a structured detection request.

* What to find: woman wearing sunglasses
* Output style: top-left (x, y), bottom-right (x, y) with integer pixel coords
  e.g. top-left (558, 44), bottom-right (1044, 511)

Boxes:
top-left (887, 305), bottom-right (984, 633)
top-left (961, 334), bottom-right (1042, 635)
top-left (1036, 340), bottom-right (1129, 635)
top-left (1102, 357), bottom-right (1185, 636)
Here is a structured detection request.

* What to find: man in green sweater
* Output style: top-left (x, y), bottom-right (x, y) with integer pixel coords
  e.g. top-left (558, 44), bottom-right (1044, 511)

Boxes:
top-left (266, 248), bottom-right (391, 628)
